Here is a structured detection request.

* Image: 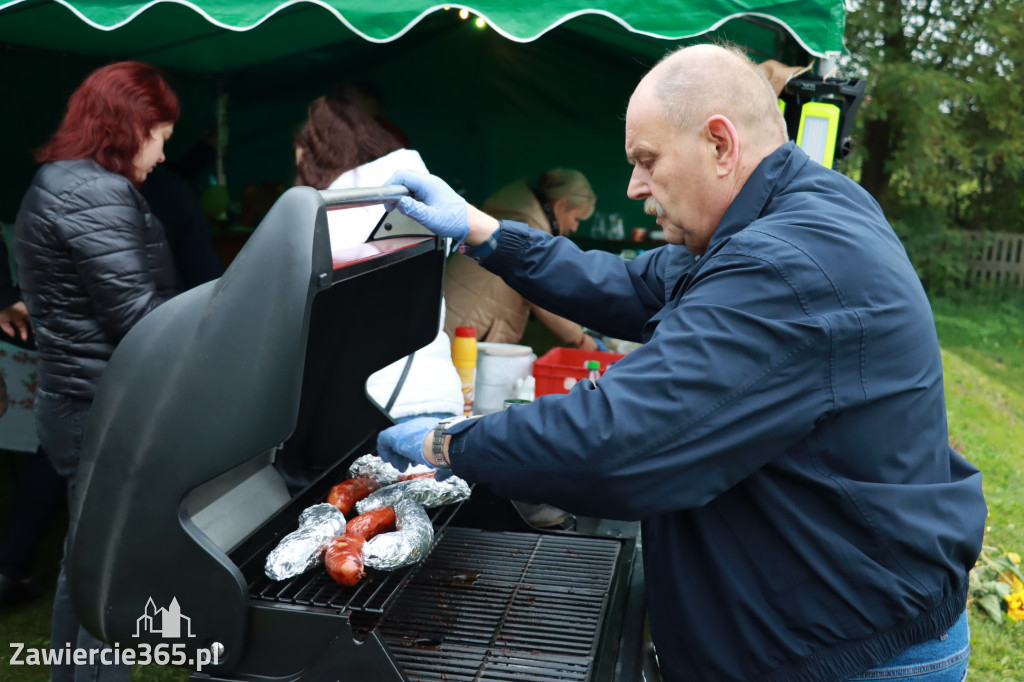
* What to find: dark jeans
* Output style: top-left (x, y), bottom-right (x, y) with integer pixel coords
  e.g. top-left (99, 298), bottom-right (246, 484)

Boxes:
top-left (0, 447), bottom-right (65, 579)
top-left (35, 388), bottom-right (129, 682)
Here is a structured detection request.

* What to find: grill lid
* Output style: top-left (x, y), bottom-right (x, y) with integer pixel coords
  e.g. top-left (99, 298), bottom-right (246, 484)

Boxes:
top-left (66, 186), bottom-right (446, 670)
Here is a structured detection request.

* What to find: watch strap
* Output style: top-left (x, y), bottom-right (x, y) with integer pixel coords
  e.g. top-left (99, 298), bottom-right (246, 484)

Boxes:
top-left (431, 416), bottom-right (467, 468)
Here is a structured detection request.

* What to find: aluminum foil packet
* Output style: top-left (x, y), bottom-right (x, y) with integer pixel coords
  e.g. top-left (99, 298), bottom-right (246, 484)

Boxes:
top-left (355, 475), bottom-right (471, 515)
top-left (347, 453), bottom-right (432, 485)
top-left (363, 499), bottom-right (434, 570)
top-left (264, 503), bottom-right (346, 581)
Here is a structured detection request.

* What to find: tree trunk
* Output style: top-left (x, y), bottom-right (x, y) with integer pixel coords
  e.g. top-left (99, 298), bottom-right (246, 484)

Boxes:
top-left (859, 117), bottom-right (894, 215)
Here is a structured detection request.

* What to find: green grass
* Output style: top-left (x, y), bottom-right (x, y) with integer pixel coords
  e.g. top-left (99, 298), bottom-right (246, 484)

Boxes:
top-left (0, 288), bottom-right (1022, 680)
top-left (933, 288), bottom-right (1024, 680)
top-left (0, 457), bottom-right (190, 682)
top-left (0, 451), bottom-right (63, 682)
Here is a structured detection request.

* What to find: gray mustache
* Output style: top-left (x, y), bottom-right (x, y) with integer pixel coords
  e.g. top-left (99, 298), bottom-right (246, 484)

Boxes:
top-left (644, 197), bottom-right (666, 218)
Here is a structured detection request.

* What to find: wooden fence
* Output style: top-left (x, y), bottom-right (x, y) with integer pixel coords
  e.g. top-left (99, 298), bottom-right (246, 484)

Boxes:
top-left (964, 231), bottom-right (1024, 288)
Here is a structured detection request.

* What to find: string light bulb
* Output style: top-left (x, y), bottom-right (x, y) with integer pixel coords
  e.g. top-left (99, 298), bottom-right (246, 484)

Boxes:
top-left (458, 8), bottom-right (469, 19)
top-left (475, 17), bottom-right (486, 28)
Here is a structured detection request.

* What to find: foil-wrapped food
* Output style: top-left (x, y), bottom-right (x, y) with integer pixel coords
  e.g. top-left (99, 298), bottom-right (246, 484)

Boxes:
top-left (264, 503), bottom-right (346, 581)
top-left (363, 499), bottom-right (434, 571)
top-left (355, 475), bottom-right (471, 515)
top-left (270, 455), bottom-right (470, 582)
top-left (347, 453), bottom-right (432, 485)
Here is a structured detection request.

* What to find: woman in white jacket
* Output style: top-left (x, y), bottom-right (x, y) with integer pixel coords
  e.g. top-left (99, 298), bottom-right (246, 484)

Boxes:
top-left (294, 87), bottom-right (463, 421)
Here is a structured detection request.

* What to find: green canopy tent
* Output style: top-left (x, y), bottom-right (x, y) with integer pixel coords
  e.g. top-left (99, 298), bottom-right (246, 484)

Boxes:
top-left (0, 0), bottom-right (847, 231)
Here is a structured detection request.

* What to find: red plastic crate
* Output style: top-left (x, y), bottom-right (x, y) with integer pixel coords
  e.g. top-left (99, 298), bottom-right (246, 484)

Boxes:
top-left (532, 347), bottom-right (626, 396)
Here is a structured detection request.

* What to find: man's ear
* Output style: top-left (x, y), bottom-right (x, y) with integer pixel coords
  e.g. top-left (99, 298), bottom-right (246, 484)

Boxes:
top-left (704, 115), bottom-right (740, 177)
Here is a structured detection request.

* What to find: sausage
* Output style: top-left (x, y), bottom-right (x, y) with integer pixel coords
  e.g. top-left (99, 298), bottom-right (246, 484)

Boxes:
top-left (345, 506), bottom-right (397, 540)
top-left (327, 477), bottom-right (381, 516)
top-left (324, 506), bottom-right (397, 586)
top-left (325, 536), bottom-right (366, 586)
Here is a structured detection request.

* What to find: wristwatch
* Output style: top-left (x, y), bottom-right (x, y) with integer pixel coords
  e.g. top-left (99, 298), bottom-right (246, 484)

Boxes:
top-left (430, 416), bottom-right (468, 468)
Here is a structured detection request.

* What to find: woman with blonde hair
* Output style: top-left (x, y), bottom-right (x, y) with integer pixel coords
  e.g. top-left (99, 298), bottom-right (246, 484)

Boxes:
top-left (443, 168), bottom-right (602, 351)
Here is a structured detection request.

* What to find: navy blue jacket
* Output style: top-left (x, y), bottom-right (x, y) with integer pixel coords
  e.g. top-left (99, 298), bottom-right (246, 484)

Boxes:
top-left (447, 143), bottom-right (986, 681)
top-left (140, 165), bottom-right (223, 291)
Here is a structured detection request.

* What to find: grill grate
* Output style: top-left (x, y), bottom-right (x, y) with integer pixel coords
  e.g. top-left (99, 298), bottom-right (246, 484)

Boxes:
top-left (379, 527), bottom-right (621, 682)
top-left (246, 502), bottom-right (463, 614)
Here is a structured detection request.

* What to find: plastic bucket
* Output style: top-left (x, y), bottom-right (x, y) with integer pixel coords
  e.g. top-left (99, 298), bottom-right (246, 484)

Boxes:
top-left (473, 343), bottom-right (536, 415)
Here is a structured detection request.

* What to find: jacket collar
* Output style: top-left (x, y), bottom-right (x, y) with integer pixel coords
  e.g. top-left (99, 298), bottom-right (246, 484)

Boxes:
top-left (704, 141), bottom-right (810, 255)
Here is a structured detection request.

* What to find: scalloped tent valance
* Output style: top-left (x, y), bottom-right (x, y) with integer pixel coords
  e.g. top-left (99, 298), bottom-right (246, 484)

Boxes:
top-left (0, 0), bottom-right (845, 72)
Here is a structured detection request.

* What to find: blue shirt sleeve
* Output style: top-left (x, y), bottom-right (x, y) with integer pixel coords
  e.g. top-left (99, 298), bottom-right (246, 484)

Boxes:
top-left (448, 249), bottom-right (833, 520)
top-left (482, 220), bottom-right (680, 341)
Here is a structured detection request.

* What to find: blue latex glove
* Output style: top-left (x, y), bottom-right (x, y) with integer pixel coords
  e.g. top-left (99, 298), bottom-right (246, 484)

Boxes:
top-left (386, 170), bottom-right (469, 243)
top-left (376, 416), bottom-right (440, 473)
top-left (593, 335), bottom-right (609, 352)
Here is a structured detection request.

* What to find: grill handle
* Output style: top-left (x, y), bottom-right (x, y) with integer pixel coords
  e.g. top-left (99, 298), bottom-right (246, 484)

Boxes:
top-left (320, 185), bottom-right (436, 241)
top-left (319, 185), bottom-right (410, 209)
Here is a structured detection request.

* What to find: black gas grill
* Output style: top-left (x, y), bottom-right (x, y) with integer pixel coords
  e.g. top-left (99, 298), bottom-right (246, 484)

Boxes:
top-left (66, 186), bottom-right (647, 681)
top-left (378, 527), bottom-right (624, 682)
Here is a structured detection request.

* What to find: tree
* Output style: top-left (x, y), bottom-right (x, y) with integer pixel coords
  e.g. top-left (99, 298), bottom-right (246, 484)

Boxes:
top-left (841, 0), bottom-right (1024, 232)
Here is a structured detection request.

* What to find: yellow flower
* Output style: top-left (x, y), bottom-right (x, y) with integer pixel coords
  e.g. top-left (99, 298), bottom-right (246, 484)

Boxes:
top-left (1010, 552), bottom-right (1021, 564)
top-left (1007, 591), bottom-right (1024, 623)
top-left (999, 571), bottom-right (1024, 593)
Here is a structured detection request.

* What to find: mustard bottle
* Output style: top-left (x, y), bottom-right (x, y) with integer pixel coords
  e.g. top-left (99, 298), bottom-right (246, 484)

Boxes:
top-left (451, 326), bottom-right (477, 416)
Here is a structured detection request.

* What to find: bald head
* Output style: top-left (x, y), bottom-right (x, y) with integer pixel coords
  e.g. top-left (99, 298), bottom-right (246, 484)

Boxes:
top-left (648, 44), bottom-right (788, 151)
top-left (623, 44), bottom-right (790, 253)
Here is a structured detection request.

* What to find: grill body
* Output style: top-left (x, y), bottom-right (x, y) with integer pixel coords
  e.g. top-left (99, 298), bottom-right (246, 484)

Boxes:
top-left (66, 187), bottom-right (646, 682)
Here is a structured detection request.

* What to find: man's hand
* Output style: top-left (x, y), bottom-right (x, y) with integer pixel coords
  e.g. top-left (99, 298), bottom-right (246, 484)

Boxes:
top-left (386, 170), bottom-right (500, 247)
top-left (376, 416), bottom-right (441, 473)
top-left (0, 301), bottom-right (30, 342)
top-left (386, 170), bottom-right (469, 242)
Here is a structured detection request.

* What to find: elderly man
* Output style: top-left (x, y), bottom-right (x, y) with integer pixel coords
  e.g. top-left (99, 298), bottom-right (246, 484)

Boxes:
top-left (378, 44), bottom-right (986, 682)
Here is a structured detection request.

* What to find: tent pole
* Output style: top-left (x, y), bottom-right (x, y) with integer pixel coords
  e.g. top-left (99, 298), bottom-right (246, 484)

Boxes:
top-left (216, 77), bottom-right (228, 187)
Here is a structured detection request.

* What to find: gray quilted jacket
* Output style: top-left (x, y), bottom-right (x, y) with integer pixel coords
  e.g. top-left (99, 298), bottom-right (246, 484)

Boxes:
top-left (14, 159), bottom-right (175, 400)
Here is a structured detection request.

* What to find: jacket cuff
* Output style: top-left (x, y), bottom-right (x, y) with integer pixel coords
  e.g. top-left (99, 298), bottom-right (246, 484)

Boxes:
top-left (446, 414), bottom-right (481, 470)
top-left (462, 227), bottom-right (501, 263)
top-left (482, 220), bottom-right (532, 276)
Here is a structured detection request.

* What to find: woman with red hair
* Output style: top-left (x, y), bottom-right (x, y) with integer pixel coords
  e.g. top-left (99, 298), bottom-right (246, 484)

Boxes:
top-left (13, 61), bottom-right (179, 682)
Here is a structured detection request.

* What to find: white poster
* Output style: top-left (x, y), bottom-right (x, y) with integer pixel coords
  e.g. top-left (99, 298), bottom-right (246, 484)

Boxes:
top-left (0, 340), bottom-right (38, 453)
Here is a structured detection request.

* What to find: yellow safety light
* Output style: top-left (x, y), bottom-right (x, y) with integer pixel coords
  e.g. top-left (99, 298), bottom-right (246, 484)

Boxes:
top-left (796, 101), bottom-right (841, 168)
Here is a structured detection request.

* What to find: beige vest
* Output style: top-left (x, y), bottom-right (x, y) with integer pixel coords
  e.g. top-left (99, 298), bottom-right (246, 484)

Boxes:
top-left (442, 179), bottom-right (585, 346)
